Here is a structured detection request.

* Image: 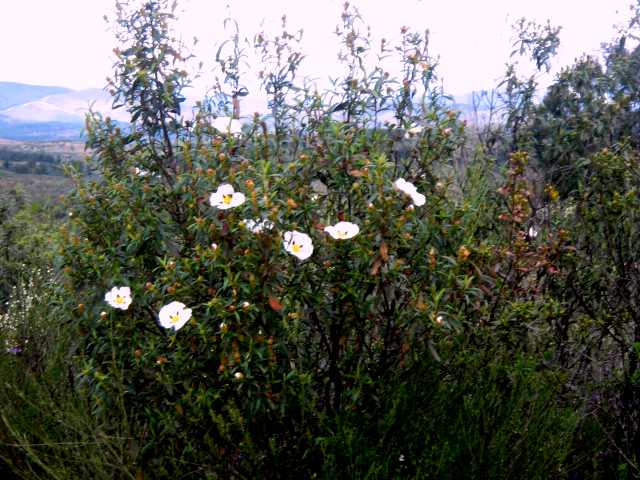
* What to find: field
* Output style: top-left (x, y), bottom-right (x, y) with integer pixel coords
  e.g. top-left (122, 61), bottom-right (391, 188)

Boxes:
top-left (0, 139), bottom-right (85, 177)
top-left (0, 169), bottom-right (72, 204)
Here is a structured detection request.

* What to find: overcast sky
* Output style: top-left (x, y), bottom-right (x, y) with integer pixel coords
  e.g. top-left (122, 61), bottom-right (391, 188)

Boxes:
top-left (0, 0), bottom-right (634, 97)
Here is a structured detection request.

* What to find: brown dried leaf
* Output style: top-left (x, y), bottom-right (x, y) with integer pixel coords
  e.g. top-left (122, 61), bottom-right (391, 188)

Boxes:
top-left (415, 295), bottom-right (427, 311)
top-left (268, 295), bottom-right (284, 312)
top-left (370, 259), bottom-right (382, 276)
top-left (380, 241), bottom-right (389, 262)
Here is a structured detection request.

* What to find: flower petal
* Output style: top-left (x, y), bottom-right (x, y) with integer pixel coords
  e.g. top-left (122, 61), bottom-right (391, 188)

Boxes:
top-left (411, 192), bottom-right (426, 207)
top-left (394, 178), bottom-right (425, 207)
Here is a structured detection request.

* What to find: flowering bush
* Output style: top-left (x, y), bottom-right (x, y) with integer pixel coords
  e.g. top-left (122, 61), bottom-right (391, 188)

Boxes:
top-left (49, 1), bottom-right (582, 477)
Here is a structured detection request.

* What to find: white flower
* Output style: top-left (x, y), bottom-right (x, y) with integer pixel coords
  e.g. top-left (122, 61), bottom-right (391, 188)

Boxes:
top-left (105, 286), bottom-right (132, 310)
top-left (394, 178), bottom-right (416, 195)
top-left (324, 221), bottom-right (360, 240)
top-left (212, 116), bottom-right (243, 136)
top-left (134, 167), bottom-right (149, 177)
top-left (394, 178), bottom-right (425, 207)
top-left (158, 301), bottom-right (192, 331)
top-left (283, 230), bottom-right (314, 260)
top-left (242, 218), bottom-right (274, 234)
top-left (404, 125), bottom-right (423, 138)
top-left (209, 184), bottom-right (246, 210)
top-left (528, 226), bottom-right (538, 239)
top-left (211, 242), bottom-right (218, 250)
top-left (411, 191), bottom-right (426, 207)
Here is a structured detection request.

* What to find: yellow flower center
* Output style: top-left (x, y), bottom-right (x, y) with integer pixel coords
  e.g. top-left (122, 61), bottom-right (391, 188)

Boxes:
top-left (115, 295), bottom-right (125, 305)
top-left (337, 230), bottom-right (348, 239)
top-left (292, 243), bottom-right (302, 253)
top-left (170, 313), bottom-right (181, 324)
top-left (223, 193), bottom-right (233, 205)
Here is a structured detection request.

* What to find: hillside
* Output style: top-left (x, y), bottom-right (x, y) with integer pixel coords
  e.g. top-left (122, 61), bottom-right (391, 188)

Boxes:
top-left (0, 82), bottom-right (72, 110)
top-left (0, 169), bottom-right (72, 204)
top-left (0, 139), bottom-right (85, 175)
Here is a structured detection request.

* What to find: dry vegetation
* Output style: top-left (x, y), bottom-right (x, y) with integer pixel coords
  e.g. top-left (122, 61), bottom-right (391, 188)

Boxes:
top-left (0, 172), bottom-right (71, 205)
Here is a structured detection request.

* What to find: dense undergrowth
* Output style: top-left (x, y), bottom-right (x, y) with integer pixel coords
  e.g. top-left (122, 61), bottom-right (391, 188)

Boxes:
top-left (2, 1), bottom-right (640, 478)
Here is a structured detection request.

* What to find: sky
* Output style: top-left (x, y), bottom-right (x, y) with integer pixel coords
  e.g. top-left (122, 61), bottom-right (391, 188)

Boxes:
top-left (0, 0), bottom-right (635, 98)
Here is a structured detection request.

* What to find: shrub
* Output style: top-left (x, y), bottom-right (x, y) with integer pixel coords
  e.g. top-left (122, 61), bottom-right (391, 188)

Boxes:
top-left (58, 1), bottom-right (507, 476)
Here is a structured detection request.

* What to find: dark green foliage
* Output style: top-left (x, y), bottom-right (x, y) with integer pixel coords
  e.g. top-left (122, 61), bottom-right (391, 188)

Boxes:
top-left (320, 334), bottom-right (579, 480)
top-left (542, 148), bottom-right (640, 477)
top-left (526, 31), bottom-right (640, 195)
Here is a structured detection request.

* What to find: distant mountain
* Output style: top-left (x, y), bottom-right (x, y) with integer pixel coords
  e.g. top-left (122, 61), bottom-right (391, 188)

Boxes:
top-left (0, 83), bottom-right (132, 141)
top-left (1, 88), bottom-right (130, 125)
top-left (0, 82), bottom-right (72, 111)
top-left (0, 114), bottom-right (85, 142)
